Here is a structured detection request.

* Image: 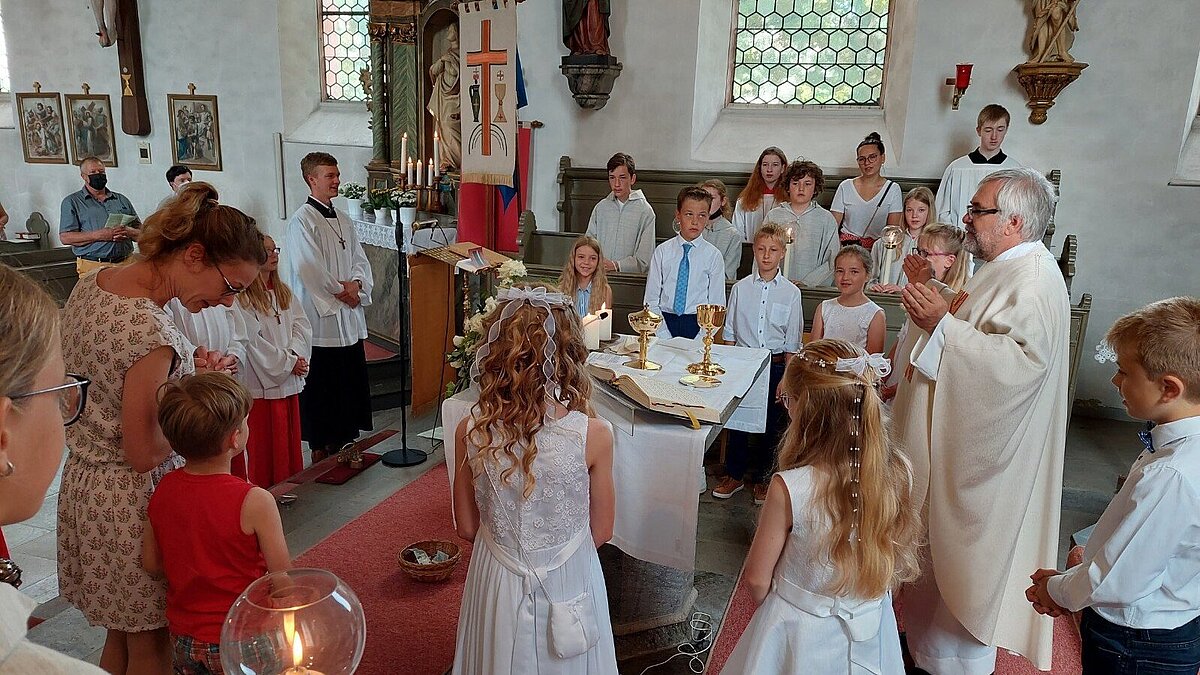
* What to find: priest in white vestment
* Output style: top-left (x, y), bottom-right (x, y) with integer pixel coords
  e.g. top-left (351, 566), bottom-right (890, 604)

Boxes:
top-left (892, 167), bottom-right (1069, 674)
top-left (285, 152), bottom-right (375, 462)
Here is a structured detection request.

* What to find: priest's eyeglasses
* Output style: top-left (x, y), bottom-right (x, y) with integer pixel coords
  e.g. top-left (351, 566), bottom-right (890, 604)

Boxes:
top-left (964, 206), bottom-right (1001, 219)
top-left (10, 374), bottom-right (90, 426)
top-left (215, 264), bottom-right (248, 297)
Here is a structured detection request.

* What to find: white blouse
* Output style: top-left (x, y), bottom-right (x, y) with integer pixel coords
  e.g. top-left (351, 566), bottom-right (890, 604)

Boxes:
top-left (830, 179), bottom-right (903, 239)
top-left (237, 289), bottom-right (313, 399)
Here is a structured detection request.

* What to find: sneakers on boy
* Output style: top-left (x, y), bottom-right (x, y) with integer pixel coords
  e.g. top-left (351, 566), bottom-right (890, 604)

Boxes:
top-left (712, 477), bottom-right (744, 499)
top-left (752, 483), bottom-right (769, 505)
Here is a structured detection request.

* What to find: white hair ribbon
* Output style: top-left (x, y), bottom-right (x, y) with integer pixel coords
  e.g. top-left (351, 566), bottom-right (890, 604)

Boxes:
top-left (835, 353), bottom-right (892, 379)
top-left (470, 286), bottom-right (571, 406)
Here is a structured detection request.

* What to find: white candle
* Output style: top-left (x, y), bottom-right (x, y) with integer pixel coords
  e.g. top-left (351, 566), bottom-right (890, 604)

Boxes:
top-left (597, 303), bottom-right (612, 341)
top-left (400, 132), bottom-right (409, 167)
top-left (428, 158), bottom-right (436, 183)
top-left (880, 250), bottom-right (894, 287)
top-left (433, 130), bottom-right (440, 171)
top-left (582, 313), bottom-right (601, 351)
top-left (416, 160), bottom-right (424, 187)
top-left (407, 158), bottom-right (415, 186)
top-left (784, 228), bottom-right (795, 280)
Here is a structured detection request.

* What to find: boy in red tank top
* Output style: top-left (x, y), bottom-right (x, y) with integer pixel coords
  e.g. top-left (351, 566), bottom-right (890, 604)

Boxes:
top-left (143, 372), bottom-right (292, 674)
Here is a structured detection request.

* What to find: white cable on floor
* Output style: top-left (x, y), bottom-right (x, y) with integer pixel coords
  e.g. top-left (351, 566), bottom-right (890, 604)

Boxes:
top-left (637, 611), bottom-right (714, 675)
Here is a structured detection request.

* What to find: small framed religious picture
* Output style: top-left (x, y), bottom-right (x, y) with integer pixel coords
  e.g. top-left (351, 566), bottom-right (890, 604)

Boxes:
top-left (65, 89), bottom-right (118, 167)
top-left (15, 87), bottom-right (69, 164)
top-left (167, 87), bottom-right (223, 171)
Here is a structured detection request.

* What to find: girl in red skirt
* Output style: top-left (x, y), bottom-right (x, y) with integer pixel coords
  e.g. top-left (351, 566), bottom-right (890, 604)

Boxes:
top-left (235, 235), bottom-right (312, 487)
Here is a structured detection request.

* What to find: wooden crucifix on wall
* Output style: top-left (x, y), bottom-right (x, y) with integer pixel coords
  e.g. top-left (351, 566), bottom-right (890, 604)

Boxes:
top-left (90, 0), bottom-right (150, 135)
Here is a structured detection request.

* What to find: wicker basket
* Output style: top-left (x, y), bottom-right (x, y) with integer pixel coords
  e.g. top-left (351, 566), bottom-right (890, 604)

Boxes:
top-left (398, 539), bottom-right (462, 583)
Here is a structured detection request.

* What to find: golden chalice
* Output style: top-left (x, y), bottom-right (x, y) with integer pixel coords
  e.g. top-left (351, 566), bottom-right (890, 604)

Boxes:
top-left (625, 305), bottom-right (663, 371)
top-left (687, 304), bottom-right (727, 377)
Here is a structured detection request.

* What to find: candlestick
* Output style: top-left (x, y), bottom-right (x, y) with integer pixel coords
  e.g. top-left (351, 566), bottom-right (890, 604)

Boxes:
top-left (416, 160), bottom-right (424, 187)
top-left (400, 132), bottom-right (409, 167)
top-left (597, 303), bottom-right (612, 341)
top-left (428, 158), bottom-right (436, 184)
top-left (784, 228), bottom-right (795, 280)
top-left (582, 313), bottom-right (601, 351)
top-left (406, 159), bottom-right (414, 186)
top-left (433, 131), bottom-right (440, 171)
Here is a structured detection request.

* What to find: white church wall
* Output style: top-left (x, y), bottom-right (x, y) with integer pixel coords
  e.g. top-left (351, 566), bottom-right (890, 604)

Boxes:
top-left (516, 0), bottom-right (1200, 414)
top-left (0, 0), bottom-right (372, 246)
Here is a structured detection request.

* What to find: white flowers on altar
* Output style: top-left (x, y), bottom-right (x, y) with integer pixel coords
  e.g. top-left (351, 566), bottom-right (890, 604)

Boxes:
top-left (445, 258), bottom-right (528, 396)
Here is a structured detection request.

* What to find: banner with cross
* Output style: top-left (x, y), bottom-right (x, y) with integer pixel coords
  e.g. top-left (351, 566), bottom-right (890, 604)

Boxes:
top-left (459, 0), bottom-right (518, 186)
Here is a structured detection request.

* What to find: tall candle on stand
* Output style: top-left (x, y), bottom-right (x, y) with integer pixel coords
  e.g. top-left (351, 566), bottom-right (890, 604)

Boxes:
top-left (407, 159), bottom-right (415, 186)
top-left (784, 228), bottom-right (795, 280)
top-left (433, 131), bottom-right (441, 172)
top-left (416, 159), bottom-right (424, 187)
top-left (428, 159), bottom-right (436, 184)
top-left (597, 303), bottom-right (612, 341)
top-left (582, 313), bottom-right (601, 351)
top-left (400, 132), bottom-right (408, 170)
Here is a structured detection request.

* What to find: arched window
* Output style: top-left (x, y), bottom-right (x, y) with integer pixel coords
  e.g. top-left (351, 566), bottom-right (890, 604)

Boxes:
top-left (319, 0), bottom-right (370, 102)
top-left (730, 0), bottom-right (891, 107)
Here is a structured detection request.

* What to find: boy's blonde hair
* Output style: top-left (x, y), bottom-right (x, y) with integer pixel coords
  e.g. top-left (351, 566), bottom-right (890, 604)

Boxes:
top-left (157, 372), bottom-right (253, 461)
top-left (1107, 297), bottom-right (1200, 402)
top-left (776, 339), bottom-right (922, 598)
top-left (752, 222), bottom-right (788, 249)
top-left (977, 103), bottom-right (1010, 128)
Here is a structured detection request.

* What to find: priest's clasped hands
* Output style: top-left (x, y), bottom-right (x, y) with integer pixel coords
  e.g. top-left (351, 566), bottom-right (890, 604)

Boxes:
top-left (335, 279), bottom-right (363, 308)
top-left (899, 254), bottom-right (949, 334)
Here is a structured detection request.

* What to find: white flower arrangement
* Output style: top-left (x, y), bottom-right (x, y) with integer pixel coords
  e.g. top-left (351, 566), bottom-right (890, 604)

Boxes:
top-left (445, 259), bottom-right (528, 396)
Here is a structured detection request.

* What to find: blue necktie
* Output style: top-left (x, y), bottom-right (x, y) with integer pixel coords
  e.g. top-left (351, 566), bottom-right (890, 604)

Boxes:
top-left (1138, 422), bottom-right (1156, 453)
top-left (673, 242), bottom-right (693, 314)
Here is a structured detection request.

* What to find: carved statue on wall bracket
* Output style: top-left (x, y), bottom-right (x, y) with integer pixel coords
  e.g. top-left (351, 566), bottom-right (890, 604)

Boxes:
top-left (560, 0), bottom-right (622, 111)
top-left (1014, 0), bottom-right (1088, 124)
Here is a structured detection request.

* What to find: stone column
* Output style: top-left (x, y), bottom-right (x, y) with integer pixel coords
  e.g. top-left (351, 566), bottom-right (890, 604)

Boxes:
top-left (368, 22), bottom-right (390, 168)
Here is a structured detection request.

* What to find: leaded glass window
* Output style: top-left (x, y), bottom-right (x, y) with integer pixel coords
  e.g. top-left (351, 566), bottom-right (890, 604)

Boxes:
top-left (319, 0), bottom-right (370, 102)
top-left (731, 0), bottom-right (891, 106)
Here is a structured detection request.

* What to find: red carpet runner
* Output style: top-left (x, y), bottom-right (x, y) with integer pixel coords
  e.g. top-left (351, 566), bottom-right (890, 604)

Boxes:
top-left (295, 463), bottom-right (470, 675)
top-left (707, 565), bottom-right (1083, 674)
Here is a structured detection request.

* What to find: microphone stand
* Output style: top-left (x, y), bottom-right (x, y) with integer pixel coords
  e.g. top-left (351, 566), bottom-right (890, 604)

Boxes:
top-left (381, 214), bottom-right (429, 468)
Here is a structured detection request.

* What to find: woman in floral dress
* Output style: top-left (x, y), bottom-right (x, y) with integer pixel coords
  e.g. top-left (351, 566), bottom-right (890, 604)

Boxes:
top-left (58, 182), bottom-right (266, 674)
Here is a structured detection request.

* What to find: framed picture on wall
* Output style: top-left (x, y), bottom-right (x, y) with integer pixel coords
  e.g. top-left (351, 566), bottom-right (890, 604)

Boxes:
top-left (65, 92), bottom-right (119, 167)
top-left (15, 90), bottom-right (69, 164)
top-left (167, 92), bottom-right (222, 171)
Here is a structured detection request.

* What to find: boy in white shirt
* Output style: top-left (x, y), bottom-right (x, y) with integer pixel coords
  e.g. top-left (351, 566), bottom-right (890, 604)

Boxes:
top-left (712, 223), bottom-right (802, 505)
top-left (1027, 296), bottom-right (1200, 673)
top-left (586, 153), bottom-right (657, 274)
top-left (934, 104), bottom-right (1022, 228)
top-left (644, 186), bottom-right (726, 339)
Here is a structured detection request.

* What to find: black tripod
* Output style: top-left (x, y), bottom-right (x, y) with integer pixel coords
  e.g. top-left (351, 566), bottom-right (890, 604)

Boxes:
top-left (381, 222), bottom-right (428, 468)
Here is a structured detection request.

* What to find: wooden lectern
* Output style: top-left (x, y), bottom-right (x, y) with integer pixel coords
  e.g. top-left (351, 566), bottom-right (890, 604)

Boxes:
top-left (408, 242), bottom-right (510, 416)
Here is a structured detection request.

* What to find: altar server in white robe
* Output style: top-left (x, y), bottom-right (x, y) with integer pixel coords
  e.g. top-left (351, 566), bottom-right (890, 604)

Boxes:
top-left (934, 104), bottom-right (1023, 228)
top-left (166, 298), bottom-right (249, 379)
top-left (285, 152), bottom-right (374, 463)
top-left (892, 167), bottom-right (1069, 674)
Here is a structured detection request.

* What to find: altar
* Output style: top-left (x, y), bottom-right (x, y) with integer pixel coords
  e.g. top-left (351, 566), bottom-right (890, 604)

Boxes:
top-left (442, 339), bottom-right (770, 656)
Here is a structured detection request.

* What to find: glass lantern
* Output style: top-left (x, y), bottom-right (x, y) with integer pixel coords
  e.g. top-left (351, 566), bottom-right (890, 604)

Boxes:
top-left (221, 568), bottom-right (366, 675)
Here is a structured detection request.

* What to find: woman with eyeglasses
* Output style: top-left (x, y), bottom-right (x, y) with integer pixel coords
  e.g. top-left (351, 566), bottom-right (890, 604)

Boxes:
top-left (0, 264), bottom-right (105, 672)
top-left (57, 181), bottom-right (266, 675)
top-left (830, 132), bottom-right (904, 250)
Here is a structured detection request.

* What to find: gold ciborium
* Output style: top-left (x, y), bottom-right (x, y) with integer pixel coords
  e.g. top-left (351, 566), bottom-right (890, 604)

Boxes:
top-left (687, 304), bottom-right (727, 377)
top-left (625, 305), bottom-right (663, 371)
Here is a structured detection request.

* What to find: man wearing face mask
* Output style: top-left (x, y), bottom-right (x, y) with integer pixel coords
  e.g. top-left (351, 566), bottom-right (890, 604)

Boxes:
top-left (60, 156), bottom-right (140, 275)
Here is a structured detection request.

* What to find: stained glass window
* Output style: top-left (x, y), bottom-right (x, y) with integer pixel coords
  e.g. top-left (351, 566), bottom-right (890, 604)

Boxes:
top-left (319, 0), bottom-right (370, 102)
top-left (730, 0), bottom-right (891, 106)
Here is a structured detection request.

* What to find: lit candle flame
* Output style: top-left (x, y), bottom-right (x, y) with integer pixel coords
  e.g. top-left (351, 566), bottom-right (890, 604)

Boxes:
top-left (292, 630), bottom-right (303, 667)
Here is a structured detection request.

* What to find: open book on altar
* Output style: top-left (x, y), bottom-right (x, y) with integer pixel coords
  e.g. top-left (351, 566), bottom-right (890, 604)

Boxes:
top-left (586, 353), bottom-right (721, 426)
